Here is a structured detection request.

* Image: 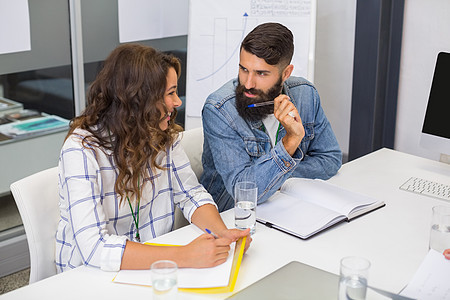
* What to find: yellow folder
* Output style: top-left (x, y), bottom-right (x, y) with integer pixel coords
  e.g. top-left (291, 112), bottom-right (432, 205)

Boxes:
top-left (113, 236), bottom-right (246, 294)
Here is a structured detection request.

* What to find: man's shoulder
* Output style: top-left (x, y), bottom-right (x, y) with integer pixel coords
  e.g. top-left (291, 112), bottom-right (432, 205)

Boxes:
top-left (205, 78), bottom-right (238, 107)
top-left (285, 76), bottom-right (316, 90)
top-left (284, 76), bottom-right (319, 106)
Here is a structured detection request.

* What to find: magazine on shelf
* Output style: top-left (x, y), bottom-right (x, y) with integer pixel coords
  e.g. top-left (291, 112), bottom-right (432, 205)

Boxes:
top-left (0, 97), bottom-right (23, 117)
top-left (0, 115), bottom-right (69, 138)
top-left (5, 109), bottom-right (42, 121)
top-left (256, 178), bottom-right (385, 239)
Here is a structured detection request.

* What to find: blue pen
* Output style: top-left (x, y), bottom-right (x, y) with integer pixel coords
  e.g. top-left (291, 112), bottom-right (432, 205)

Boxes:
top-left (247, 100), bottom-right (274, 108)
top-left (205, 228), bottom-right (219, 239)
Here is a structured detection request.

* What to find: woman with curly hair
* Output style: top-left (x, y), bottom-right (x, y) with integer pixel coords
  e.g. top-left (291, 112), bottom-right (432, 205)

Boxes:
top-left (56, 43), bottom-right (250, 272)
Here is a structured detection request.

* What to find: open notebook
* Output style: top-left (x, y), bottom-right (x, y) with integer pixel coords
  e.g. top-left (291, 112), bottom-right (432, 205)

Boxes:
top-left (257, 178), bottom-right (385, 239)
top-left (113, 237), bottom-right (246, 294)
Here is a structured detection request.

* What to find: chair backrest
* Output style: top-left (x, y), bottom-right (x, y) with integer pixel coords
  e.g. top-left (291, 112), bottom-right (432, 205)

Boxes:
top-left (10, 167), bottom-right (59, 284)
top-left (179, 127), bottom-right (204, 179)
top-left (174, 127), bottom-right (204, 229)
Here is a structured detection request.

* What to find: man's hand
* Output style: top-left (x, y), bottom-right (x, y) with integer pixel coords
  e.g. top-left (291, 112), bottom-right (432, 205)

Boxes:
top-left (273, 95), bottom-right (304, 156)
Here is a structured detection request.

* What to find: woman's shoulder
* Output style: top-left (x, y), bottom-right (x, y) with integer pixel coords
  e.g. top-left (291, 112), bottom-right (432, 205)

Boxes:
top-left (63, 128), bottom-right (86, 146)
top-left (63, 128), bottom-right (104, 153)
top-left (171, 132), bottom-right (183, 149)
top-left (64, 128), bottom-right (89, 144)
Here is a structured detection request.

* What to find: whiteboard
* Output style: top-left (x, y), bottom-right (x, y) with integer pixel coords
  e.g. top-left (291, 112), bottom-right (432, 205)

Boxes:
top-left (186, 0), bottom-right (316, 117)
top-left (118, 0), bottom-right (189, 43)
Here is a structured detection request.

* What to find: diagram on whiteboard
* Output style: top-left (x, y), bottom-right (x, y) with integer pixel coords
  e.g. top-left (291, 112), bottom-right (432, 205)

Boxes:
top-left (186, 0), bottom-right (314, 117)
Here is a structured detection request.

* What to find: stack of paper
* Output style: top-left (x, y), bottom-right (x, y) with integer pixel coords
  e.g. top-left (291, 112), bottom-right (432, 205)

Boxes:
top-left (400, 249), bottom-right (450, 299)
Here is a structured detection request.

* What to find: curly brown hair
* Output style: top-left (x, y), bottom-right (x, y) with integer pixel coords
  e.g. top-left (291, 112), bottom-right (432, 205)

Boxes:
top-left (67, 43), bottom-right (183, 204)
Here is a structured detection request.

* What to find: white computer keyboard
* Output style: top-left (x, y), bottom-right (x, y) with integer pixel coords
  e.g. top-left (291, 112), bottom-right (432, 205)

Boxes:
top-left (399, 177), bottom-right (450, 202)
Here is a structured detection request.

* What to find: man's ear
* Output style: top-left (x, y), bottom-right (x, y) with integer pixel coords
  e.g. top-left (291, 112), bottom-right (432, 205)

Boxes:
top-left (281, 64), bottom-right (294, 82)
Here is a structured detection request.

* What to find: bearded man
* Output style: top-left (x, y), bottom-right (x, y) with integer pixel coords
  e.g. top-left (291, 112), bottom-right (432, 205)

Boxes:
top-left (200, 22), bottom-right (342, 212)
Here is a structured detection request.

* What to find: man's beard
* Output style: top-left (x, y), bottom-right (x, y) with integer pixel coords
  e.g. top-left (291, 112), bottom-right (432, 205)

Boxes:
top-left (235, 77), bottom-right (283, 122)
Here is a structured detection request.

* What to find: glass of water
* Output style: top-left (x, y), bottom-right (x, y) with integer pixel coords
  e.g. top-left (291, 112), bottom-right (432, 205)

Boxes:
top-left (234, 181), bottom-right (257, 235)
top-left (429, 205), bottom-right (450, 253)
top-left (151, 260), bottom-right (178, 300)
top-left (338, 256), bottom-right (370, 300)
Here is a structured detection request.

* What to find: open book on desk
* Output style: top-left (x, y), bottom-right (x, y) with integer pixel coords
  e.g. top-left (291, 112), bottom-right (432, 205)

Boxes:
top-left (256, 178), bottom-right (385, 239)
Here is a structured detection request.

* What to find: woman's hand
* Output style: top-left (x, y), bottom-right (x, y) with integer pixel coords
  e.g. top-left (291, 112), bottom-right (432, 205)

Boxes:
top-left (180, 234), bottom-right (232, 268)
top-left (217, 228), bottom-right (252, 253)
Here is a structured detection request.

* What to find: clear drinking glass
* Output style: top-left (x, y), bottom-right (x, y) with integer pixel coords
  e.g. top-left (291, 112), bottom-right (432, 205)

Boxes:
top-left (429, 205), bottom-right (450, 253)
top-left (151, 260), bottom-right (178, 299)
top-left (338, 256), bottom-right (370, 300)
top-left (234, 181), bottom-right (257, 235)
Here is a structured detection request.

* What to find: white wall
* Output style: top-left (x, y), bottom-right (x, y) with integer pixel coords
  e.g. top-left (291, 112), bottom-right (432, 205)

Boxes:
top-left (314, 0), bottom-right (356, 159)
top-left (395, 1), bottom-right (450, 161)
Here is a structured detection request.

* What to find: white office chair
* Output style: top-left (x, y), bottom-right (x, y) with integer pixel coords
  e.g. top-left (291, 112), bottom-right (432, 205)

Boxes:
top-left (180, 127), bottom-right (204, 179)
top-left (175, 127), bottom-right (204, 229)
top-left (10, 167), bottom-right (59, 284)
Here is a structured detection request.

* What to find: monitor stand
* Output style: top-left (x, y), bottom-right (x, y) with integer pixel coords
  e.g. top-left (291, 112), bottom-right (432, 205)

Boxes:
top-left (440, 154), bottom-right (450, 164)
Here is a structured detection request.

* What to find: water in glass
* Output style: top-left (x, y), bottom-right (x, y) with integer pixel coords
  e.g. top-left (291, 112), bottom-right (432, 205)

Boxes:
top-left (338, 275), bottom-right (367, 300)
top-left (153, 278), bottom-right (177, 299)
top-left (235, 200), bottom-right (256, 234)
top-left (429, 224), bottom-right (450, 252)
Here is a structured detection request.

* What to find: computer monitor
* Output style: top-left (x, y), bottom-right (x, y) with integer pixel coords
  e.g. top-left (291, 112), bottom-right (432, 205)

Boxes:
top-left (419, 52), bottom-right (450, 156)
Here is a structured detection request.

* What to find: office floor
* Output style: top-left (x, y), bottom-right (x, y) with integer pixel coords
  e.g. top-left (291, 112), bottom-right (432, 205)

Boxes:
top-left (0, 268), bottom-right (29, 295)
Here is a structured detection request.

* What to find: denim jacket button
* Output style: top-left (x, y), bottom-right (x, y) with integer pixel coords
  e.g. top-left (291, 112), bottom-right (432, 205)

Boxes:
top-left (284, 161), bottom-right (291, 167)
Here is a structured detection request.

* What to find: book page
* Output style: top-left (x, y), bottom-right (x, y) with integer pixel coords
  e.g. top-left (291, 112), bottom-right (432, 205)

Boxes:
top-left (257, 191), bottom-right (345, 238)
top-left (280, 178), bottom-right (381, 218)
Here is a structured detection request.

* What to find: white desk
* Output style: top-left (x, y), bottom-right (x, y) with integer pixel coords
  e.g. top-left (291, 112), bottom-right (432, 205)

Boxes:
top-left (2, 148), bottom-right (450, 299)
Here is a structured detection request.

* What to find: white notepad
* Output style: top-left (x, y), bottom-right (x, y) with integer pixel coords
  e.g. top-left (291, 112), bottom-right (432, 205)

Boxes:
top-left (113, 242), bottom-right (236, 289)
top-left (400, 249), bottom-right (450, 299)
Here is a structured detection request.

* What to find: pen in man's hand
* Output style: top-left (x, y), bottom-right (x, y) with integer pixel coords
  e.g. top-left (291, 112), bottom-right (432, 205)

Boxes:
top-left (247, 99), bottom-right (297, 120)
top-left (247, 100), bottom-right (274, 108)
top-left (205, 228), bottom-right (219, 239)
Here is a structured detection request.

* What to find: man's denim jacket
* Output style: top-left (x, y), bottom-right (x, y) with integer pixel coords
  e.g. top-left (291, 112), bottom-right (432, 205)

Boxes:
top-left (200, 77), bottom-right (342, 212)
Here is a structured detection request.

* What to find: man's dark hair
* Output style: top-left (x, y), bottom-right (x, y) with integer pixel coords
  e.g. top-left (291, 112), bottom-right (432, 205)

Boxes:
top-left (240, 22), bottom-right (294, 68)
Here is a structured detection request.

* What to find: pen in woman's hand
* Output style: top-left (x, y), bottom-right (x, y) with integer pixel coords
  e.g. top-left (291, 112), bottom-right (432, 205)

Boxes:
top-left (205, 228), bottom-right (219, 239)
